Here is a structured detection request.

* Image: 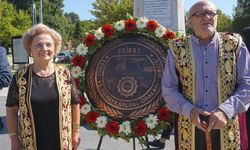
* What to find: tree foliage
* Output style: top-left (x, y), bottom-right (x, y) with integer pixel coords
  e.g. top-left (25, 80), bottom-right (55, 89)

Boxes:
top-left (65, 12), bottom-right (80, 24)
top-left (232, 0), bottom-right (250, 34)
top-left (217, 10), bottom-right (233, 32)
top-left (44, 15), bottom-right (70, 49)
top-left (6, 0), bottom-right (71, 48)
top-left (0, 2), bottom-right (31, 47)
top-left (7, 0), bottom-right (33, 11)
top-left (42, 0), bottom-right (64, 17)
top-left (91, 0), bottom-right (134, 26)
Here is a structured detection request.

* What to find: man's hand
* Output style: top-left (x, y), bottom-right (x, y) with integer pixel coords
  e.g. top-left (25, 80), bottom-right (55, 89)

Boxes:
top-left (190, 107), bottom-right (211, 131)
top-left (207, 108), bottom-right (228, 132)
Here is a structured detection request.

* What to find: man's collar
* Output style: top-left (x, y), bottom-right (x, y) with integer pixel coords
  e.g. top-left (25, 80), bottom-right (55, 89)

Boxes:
top-left (192, 32), bottom-right (218, 46)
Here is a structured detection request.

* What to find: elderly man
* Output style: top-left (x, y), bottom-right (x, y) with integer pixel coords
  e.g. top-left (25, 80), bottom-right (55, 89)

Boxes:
top-left (162, 1), bottom-right (250, 150)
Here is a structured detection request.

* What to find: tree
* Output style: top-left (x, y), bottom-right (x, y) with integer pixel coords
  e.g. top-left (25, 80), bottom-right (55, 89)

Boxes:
top-left (91, 0), bottom-right (134, 26)
top-left (232, 0), bottom-right (250, 34)
top-left (217, 10), bottom-right (233, 32)
top-left (7, 0), bottom-right (33, 11)
top-left (44, 15), bottom-right (70, 49)
top-left (42, 0), bottom-right (64, 17)
top-left (65, 12), bottom-right (80, 24)
top-left (0, 2), bottom-right (31, 47)
top-left (184, 11), bottom-right (192, 35)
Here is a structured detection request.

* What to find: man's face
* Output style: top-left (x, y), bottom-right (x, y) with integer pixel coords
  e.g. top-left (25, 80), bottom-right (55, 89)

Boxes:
top-left (188, 2), bottom-right (218, 40)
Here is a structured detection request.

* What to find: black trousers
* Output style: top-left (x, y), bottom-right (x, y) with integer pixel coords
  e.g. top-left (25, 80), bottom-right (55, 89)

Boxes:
top-left (195, 128), bottom-right (220, 150)
top-left (174, 114), bottom-right (221, 150)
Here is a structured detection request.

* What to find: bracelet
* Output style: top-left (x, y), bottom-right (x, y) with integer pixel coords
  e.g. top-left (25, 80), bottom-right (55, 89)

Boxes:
top-left (72, 124), bottom-right (80, 129)
top-left (8, 132), bottom-right (18, 137)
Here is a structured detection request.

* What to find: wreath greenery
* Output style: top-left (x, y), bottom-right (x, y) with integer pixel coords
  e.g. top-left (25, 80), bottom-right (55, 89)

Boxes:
top-left (69, 16), bottom-right (177, 144)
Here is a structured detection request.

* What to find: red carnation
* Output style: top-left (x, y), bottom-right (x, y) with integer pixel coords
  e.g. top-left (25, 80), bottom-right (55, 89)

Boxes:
top-left (71, 55), bottom-right (86, 67)
top-left (105, 121), bottom-right (120, 136)
top-left (157, 107), bottom-right (171, 121)
top-left (125, 19), bottom-right (137, 31)
top-left (74, 78), bottom-right (80, 88)
top-left (146, 20), bottom-right (158, 31)
top-left (85, 111), bottom-right (99, 124)
top-left (163, 31), bottom-right (175, 40)
top-left (102, 24), bottom-right (114, 37)
top-left (84, 34), bottom-right (96, 46)
top-left (79, 95), bottom-right (86, 107)
top-left (134, 121), bottom-right (147, 136)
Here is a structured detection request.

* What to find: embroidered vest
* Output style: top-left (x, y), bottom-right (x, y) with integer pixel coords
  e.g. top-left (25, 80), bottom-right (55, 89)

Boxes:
top-left (16, 65), bottom-right (72, 150)
top-left (170, 33), bottom-right (242, 150)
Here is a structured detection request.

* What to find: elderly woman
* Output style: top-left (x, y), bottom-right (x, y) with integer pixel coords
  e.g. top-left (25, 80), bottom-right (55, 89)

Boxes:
top-left (6, 24), bottom-right (80, 150)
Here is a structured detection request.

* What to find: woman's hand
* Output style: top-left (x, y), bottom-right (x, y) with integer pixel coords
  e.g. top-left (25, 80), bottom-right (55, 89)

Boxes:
top-left (72, 129), bottom-right (80, 150)
top-left (11, 135), bottom-right (22, 150)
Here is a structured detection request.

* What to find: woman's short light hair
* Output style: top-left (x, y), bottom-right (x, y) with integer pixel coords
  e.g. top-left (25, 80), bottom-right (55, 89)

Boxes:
top-left (22, 23), bottom-right (62, 55)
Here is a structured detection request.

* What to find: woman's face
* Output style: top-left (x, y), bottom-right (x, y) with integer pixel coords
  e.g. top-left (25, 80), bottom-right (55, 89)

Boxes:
top-left (30, 33), bottom-right (56, 63)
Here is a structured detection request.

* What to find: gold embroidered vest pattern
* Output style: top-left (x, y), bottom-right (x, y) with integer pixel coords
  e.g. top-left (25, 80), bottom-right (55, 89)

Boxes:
top-left (170, 36), bottom-right (195, 150)
top-left (170, 33), bottom-right (241, 150)
top-left (17, 65), bottom-right (72, 150)
top-left (17, 66), bottom-right (35, 150)
top-left (56, 65), bottom-right (72, 150)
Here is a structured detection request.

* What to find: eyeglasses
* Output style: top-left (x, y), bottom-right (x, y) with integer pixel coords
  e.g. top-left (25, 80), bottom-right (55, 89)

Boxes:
top-left (189, 11), bottom-right (217, 18)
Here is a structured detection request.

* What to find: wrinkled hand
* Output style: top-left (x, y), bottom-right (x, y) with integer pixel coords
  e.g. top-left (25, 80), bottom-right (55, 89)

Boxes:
top-left (11, 136), bottom-right (22, 150)
top-left (190, 107), bottom-right (211, 131)
top-left (207, 108), bottom-right (228, 132)
top-left (72, 130), bottom-right (80, 150)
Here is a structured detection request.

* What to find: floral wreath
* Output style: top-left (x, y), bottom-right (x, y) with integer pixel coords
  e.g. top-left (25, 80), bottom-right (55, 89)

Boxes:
top-left (69, 16), bottom-right (177, 144)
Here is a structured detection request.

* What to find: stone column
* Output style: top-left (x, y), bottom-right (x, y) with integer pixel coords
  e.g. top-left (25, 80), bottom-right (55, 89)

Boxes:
top-left (134, 0), bottom-right (185, 34)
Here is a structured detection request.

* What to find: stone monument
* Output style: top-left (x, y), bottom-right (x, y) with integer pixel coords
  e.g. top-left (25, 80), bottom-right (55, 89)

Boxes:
top-left (134, 0), bottom-right (185, 34)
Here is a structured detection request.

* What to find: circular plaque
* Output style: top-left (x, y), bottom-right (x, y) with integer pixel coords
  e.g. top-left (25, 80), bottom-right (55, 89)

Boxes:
top-left (86, 33), bottom-right (167, 120)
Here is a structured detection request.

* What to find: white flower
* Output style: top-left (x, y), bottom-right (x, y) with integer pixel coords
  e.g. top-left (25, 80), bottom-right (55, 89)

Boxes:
top-left (76, 43), bottom-right (88, 55)
top-left (71, 66), bottom-right (82, 78)
top-left (96, 116), bottom-right (107, 128)
top-left (80, 104), bottom-right (91, 115)
top-left (155, 25), bottom-right (166, 38)
top-left (136, 17), bottom-right (148, 29)
top-left (114, 20), bottom-right (125, 31)
top-left (119, 121), bottom-right (131, 135)
top-left (145, 114), bottom-right (158, 129)
top-left (94, 28), bottom-right (104, 40)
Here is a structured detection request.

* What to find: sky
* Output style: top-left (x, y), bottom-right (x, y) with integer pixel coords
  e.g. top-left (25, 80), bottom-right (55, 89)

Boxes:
top-left (63, 0), bottom-right (237, 21)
